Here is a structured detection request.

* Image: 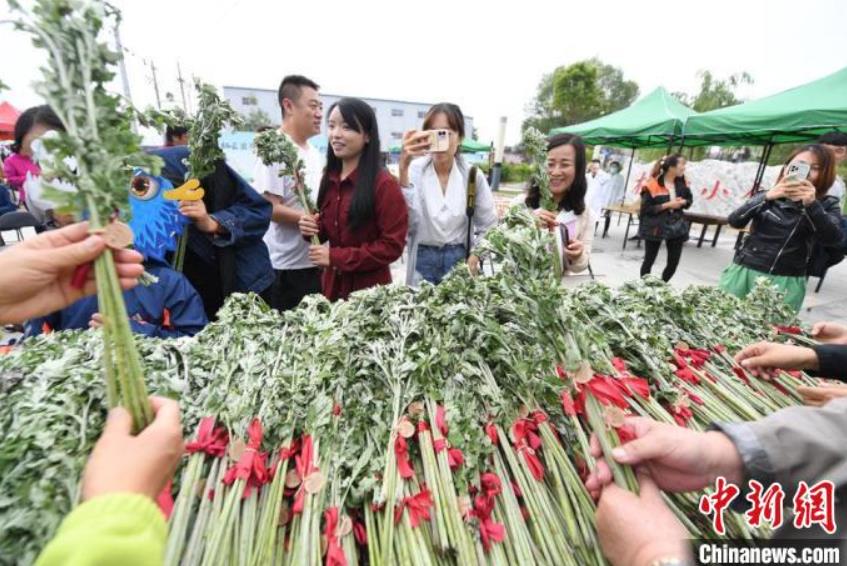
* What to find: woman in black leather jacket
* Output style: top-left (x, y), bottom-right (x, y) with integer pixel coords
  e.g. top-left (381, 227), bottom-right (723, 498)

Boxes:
top-left (719, 144), bottom-right (842, 312)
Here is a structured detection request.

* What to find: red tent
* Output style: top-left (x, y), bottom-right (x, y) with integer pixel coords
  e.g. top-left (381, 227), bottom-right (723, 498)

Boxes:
top-left (0, 102), bottom-right (21, 141)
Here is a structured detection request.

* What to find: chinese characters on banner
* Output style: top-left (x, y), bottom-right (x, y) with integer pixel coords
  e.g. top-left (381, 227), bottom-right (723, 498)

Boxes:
top-left (699, 477), bottom-right (836, 535)
top-left (622, 160), bottom-right (784, 217)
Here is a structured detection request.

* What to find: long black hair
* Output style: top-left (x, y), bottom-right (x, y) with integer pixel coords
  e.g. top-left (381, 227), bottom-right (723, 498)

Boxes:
top-left (12, 105), bottom-right (65, 153)
top-left (525, 133), bottom-right (587, 215)
top-left (11, 106), bottom-right (39, 153)
top-left (318, 97), bottom-right (382, 230)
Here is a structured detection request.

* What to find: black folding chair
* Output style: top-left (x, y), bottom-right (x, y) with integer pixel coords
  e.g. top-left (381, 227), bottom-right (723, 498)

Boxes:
top-left (0, 211), bottom-right (40, 246)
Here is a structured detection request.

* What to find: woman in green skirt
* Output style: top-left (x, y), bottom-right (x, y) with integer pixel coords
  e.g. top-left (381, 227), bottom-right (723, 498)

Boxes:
top-left (720, 144), bottom-right (843, 312)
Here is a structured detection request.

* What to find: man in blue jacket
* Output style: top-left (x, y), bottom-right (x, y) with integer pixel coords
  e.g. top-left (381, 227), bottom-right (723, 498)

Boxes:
top-left (27, 258), bottom-right (207, 338)
top-left (149, 146), bottom-right (274, 319)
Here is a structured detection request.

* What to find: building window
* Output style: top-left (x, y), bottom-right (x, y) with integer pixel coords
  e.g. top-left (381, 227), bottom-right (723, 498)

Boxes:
top-left (391, 108), bottom-right (404, 117)
top-left (242, 95), bottom-right (258, 106)
top-left (418, 110), bottom-right (426, 119)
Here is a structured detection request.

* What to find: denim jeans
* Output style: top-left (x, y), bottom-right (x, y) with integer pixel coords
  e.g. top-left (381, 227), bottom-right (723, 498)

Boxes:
top-left (416, 244), bottom-right (467, 284)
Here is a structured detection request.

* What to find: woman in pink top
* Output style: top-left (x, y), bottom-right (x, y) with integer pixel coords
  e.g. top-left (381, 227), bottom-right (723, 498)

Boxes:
top-left (3, 106), bottom-right (50, 204)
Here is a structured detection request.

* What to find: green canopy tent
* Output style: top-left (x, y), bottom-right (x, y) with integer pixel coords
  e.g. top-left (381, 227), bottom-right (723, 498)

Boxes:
top-left (681, 66), bottom-right (847, 147)
top-left (549, 87), bottom-right (697, 214)
top-left (681, 66), bottom-right (847, 191)
top-left (388, 138), bottom-right (492, 154)
top-left (549, 87), bottom-right (697, 149)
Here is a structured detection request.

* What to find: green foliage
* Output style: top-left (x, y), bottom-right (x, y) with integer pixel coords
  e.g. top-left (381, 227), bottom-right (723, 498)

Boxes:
top-left (524, 58), bottom-right (639, 133)
top-left (673, 71), bottom-right (753, 113)
top-left (501, 163), bottom-right (531, 183)
top-left (9, 0), bottom-right (161, 221)
top-left (522, 127), bottom-right (553, 209)
top-left (187, 81), bottom-right (244, 180)
top-left (140, 106), bottom-right (193, 134)
top-left (241, 108), bottom-right (273, 132)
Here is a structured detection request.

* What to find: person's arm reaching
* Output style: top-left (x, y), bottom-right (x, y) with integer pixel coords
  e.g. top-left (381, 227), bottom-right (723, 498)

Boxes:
top-left (36, 397), bottom-right (183, 566)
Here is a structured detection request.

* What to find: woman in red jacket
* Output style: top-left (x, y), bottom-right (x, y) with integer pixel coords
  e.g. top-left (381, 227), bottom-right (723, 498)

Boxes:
top-left (299, 98), bottom-right (408, 301)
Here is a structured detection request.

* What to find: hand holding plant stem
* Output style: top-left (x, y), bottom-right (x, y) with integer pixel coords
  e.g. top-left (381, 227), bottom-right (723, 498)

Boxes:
top-left (11, 0), bottom-right (161, 431)
top-left (0, 222), bottom-right (143, 325)
top-left (254, 128), bottom-right (319, 245)
top-left (82, 396), bottom-right (183, 501)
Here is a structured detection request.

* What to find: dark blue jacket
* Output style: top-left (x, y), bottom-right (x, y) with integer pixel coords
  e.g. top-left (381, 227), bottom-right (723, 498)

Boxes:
top-left (26, 260), bottom-right (208, 339)
top-left (0, 184), bottom-right (17, 216)
top-left (149, 146), bottom-right (274, 295)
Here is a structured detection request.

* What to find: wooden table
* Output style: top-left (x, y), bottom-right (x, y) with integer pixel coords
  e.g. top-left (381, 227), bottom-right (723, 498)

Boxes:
top-left (604, 202), bottom-right (642, 250)
top-left (683, 212), bottom-right (729, 248)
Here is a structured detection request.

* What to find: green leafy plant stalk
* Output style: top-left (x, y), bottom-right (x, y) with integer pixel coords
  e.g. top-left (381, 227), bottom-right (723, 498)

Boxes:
top-left (9, 0), bottom-right (162, 431)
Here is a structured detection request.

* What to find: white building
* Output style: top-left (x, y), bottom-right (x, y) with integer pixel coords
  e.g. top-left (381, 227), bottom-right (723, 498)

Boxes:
top-left (223, 85), bottom-right (474, 153)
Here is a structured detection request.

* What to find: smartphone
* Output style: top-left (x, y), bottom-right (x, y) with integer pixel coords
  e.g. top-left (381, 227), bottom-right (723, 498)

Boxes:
top-left (785, 160), bottom-right (810, 181)
top-left (426, 129), bottom-right (451, 153)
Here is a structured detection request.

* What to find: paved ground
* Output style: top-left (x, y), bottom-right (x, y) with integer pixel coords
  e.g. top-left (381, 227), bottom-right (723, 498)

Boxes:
top-left (394, 193), bottom-right (847, 325)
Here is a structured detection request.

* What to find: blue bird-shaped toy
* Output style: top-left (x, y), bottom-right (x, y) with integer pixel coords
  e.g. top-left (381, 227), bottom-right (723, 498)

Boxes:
top-left (129, 172), bottom-right (205, 263)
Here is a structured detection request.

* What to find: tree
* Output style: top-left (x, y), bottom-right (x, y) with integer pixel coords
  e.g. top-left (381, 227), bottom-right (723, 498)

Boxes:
top-left (241, 108), bottom-right (273, 132)
top-left (673, 70), bottom-right (753, 112)
top-left (523, 58), bottom-right (639, 133)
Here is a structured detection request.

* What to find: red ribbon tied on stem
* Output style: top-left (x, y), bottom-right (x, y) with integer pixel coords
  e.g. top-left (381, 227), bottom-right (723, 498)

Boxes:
top-left (472, 473), bottom-right (506, 553)
top-left (435, 404), bottom-right (449, 436)
top-left (432, 438), bottom-right (464, 471)
top-left (222, 418), bottom-right (270, 498)
top-left (323, 507), bottom-right (347, 566)
top-left (394, 487), bottom-right (433, 527)
top-left (156, 479), bottom-right (174, 518)
top-left (394, 435), bottom-right (415, 480)
top-left (185, 417), bottom-right (229, 458)
top-left (484, 422), bottom-right (499, 444)
top-left (511, 418), bottom-right (545, 481)
top-left (292, 435), bottom-right (318, 514)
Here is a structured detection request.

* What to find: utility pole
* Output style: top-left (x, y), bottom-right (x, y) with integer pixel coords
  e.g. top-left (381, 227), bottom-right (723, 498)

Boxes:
top-left (490, 116), bottom-right (507, 191)
top-left (112, 16), bottom-right (136, 131)
top-left (148, 60), bottom-right (162, 109)
top-left (176, 62), bottom-right (188, 112)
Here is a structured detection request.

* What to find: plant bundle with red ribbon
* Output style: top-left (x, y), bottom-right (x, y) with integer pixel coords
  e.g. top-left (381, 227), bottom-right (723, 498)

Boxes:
top-left (774, 324), bottom-right (802, 335)
top-left (561, 374), bottom-right (631, 417)
top-left (484, 421), bottom-right (499, 445)
top-left (429, 407), bottom-right (464, 471)
top-left (511, 414), bottom-right (545, 481)
top-left (394, 435), bottom-right (415, 480)
top-left (185, 417), bottom-right (230, 457)
top-left (292, 435), bottom-right (318, 514)
top-left (157, 479), bottom-right (175, 518)
top-left (279, 437), bottom-right (302, 462)
top-left (323, 507), bottom-right (347, 566)
top-left (222, 419), bottom-right (270, 498)
top-left (394, 486), bottom-right (433, 527)
top-left (665, 398), bottom-right (695, 427)
top-left (471, 472), bottom-right (506, 552)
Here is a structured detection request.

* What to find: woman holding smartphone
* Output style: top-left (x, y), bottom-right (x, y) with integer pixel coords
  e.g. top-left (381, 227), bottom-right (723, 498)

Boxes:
top-left (298, 98), bottom-right (408, 301)
top-left (525, 133), bottom-right (593, 280)
top-left (639, 154), bottom-right (693, 282)
top-left (398, 103), bottom-right (498, 285)
top-left (719, 144), bottom-right (842, 312)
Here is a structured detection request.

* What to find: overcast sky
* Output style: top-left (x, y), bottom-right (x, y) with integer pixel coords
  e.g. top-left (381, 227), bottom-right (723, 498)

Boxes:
top-left (1, 0), bottom-right (845, 144)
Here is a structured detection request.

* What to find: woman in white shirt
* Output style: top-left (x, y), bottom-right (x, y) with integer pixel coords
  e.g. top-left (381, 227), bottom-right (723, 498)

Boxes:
top-left (526, 133), bottom-right (593, 278)
top-left (398, 103), bottom-right (498, 285)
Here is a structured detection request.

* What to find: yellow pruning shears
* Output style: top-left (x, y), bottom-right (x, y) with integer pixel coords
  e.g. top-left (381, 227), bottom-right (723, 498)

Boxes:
top-left (164, 178), bottom-right (205, 201)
